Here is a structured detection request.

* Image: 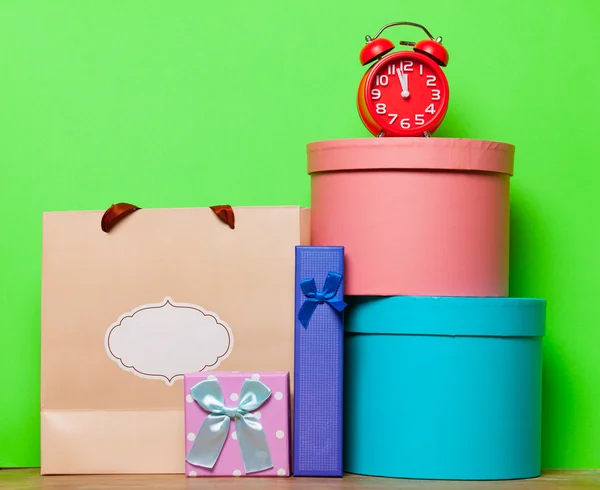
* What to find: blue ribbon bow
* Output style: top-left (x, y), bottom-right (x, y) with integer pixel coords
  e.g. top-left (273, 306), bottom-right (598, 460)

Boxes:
top-left (186, 378), bottom-right (273, 474)
top-left (298, 271), bottom-right (347, 328)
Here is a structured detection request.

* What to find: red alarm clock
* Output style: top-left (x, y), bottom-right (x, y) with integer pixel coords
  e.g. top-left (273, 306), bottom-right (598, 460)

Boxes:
top-left (357, 22), bottom-right (450, 138)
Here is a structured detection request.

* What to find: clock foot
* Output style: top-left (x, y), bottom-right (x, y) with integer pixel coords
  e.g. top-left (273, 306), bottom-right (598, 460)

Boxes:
top-left (423, 131), bottom-right (431, 138)
top-left (377, 131), bottom-right (385, 138)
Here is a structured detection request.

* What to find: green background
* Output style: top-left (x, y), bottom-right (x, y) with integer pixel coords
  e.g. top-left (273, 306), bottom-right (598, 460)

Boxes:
top-left (1, 0), bottom-right (598, 469)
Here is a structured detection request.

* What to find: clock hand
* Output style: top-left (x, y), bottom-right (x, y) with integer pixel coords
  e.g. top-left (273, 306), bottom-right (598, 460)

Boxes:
top-left (397, 67), bottom-right (410, 99)
top-left (397, 68), bottom-right (406, 91)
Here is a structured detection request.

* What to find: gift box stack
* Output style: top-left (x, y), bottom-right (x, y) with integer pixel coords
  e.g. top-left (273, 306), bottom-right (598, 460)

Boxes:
top-left (39, 138), bottom-right (547, 481)
top-left (307, 138), bottom-right (547, 480)
top-left (39, 138), bottom-right (547, 480)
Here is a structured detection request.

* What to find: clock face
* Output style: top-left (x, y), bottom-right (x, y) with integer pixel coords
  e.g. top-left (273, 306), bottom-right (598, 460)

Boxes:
top-left (364, 53), bottom-right (449, 136)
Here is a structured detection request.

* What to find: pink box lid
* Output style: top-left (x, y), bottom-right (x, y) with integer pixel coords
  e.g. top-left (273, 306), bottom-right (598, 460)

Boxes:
top-left (307, 137), bottom-right (515, 176)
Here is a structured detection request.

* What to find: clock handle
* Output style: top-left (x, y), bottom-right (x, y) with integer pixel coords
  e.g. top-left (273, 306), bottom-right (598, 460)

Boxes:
top-left (360, 21), bottom-right (449, 67)
top-left (366, 21), bottom-right (439, 44)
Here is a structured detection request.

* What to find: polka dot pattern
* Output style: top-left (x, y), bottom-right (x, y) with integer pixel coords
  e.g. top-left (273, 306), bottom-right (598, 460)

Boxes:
top-left (185, 373), bottom-right (290, 477)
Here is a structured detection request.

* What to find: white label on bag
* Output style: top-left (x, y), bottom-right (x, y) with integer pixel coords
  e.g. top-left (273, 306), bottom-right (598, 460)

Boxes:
top-left (104, 297), bottom-right (233, 385)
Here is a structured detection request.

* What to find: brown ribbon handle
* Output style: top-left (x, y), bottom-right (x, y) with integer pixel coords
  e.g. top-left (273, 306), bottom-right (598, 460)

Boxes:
top-left (101, 203), bottom-right (141, 232)
top-left (209, 205), bottom-right (235, 230)
top-left (101, 203), bottom-right (235, 232)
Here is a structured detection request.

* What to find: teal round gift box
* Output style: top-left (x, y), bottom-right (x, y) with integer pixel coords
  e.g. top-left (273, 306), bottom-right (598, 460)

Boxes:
top-left (344, 296), bottom-right (546, 481)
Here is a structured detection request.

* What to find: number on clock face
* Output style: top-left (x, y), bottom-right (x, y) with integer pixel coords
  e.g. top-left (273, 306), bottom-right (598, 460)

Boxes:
top-left (368, 57), bottom-right (445, 132)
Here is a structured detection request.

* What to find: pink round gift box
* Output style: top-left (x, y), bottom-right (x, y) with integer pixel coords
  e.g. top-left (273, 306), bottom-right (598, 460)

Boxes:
top-left (307, 138), bottom-right (514, 297)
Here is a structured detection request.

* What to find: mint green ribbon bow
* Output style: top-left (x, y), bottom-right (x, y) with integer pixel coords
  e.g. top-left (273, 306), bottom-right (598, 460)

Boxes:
top-left (185, 377), bottom-right (274, 474)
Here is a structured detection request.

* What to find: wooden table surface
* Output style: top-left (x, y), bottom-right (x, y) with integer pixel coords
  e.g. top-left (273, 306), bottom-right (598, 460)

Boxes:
top-left (1, 469), bottom-right (600, 490)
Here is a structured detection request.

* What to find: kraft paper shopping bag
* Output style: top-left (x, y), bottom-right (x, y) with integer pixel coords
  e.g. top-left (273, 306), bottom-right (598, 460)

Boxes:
top-left (40, 204), bottom-right (309, 474)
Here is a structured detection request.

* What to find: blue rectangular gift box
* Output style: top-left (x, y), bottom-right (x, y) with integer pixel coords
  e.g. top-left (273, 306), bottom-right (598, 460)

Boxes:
top-left (293, 246), bottom-right (346, 477)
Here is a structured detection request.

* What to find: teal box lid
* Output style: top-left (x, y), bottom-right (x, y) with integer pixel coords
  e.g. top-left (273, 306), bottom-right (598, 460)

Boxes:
top-left (345, 296), bottom-right (546, 337)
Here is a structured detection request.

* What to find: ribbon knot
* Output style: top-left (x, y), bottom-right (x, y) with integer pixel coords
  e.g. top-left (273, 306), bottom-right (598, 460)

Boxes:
top-left (223, 406), bottom-right (242, 419)
top-left (314, 291), bottom-right (326, 303)
top-left (186, 378), bottom-right (273, 474)
top-left (298, 272), bottom-right (347, 328)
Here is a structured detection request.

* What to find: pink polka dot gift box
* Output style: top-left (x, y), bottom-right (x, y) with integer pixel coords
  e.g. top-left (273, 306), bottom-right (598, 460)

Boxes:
top-left (184, 371), bottom-right (290, 477)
